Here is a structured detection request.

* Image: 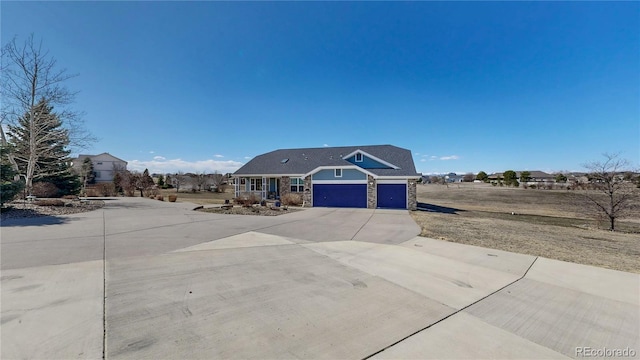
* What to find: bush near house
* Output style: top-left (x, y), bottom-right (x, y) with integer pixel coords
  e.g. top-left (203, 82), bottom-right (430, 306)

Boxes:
top-left (31, 182), bottom-right (60, 198)
top-left (281, 193), bottom-right (303, 206)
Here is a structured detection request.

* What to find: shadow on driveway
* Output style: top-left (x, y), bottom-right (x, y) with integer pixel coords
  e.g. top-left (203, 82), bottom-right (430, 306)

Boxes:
top-left (416, 202), bottom-right (465, 215)
top-left (0, 214), bottom-right (72, 227)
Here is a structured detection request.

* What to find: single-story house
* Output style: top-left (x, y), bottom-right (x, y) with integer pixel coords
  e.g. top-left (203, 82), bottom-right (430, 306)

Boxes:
top-left (72, 153), bottom-right (127, 183)
top-left (233, 145), bottom-right (421, 210)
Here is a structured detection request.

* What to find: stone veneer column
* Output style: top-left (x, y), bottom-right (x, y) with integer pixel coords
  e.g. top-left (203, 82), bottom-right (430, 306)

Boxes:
top-left (367, 175), bottom-right (377, 209)
top-left (280, 177), bottom-right (291, 199)
top-left (303, 176), bottom-right (312, 206)
top-left (408, 180), bottom-right (417, 210)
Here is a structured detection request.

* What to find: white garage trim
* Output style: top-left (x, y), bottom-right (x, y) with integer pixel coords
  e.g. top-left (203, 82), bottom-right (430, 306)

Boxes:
top-left (312, 180), bottom-right (368, 184)
top-left (377, 179), bottom-right (408, 184)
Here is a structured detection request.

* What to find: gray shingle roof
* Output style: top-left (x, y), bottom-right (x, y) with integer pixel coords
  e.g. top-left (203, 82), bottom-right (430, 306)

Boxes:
top-left (234, 145), bottom-right (419, 177)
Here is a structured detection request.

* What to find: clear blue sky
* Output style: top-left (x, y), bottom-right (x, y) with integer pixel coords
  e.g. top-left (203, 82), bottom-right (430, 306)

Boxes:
top-left (2, 1), bottom-right (638, 175)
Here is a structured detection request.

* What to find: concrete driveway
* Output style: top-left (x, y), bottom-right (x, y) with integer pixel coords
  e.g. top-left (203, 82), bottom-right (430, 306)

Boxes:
top-left (2, 197), bottom-right (638, 359)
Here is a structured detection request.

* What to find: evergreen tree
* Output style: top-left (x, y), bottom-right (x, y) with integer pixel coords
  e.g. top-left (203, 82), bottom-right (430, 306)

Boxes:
top-left (503, 170), bottom-right (519, 187)
top-left (157, 174), bottom-right (165, 188)
top-left (476, 171), bottom-right (488, 182)
top-left (81, 157), bottom-right (96, 186)
top-left (7, 100), bottom-right (78, 194)
top-left (1, 146), bottom-right (24, 206)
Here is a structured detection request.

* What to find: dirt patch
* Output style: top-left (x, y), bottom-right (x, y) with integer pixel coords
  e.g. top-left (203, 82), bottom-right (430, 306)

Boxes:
top-left (1, 199), bottom-right (105, 221)
top-left (413, 184), bottom-right (640, 273)
top-left (197, 206), bottom-right (301, 216)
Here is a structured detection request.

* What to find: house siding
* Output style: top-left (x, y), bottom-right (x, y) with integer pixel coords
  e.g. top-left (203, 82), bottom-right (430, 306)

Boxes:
top-left (345, 155), bottom-right (391, 169)
top-left (312, 169), bottom-right (367, 181)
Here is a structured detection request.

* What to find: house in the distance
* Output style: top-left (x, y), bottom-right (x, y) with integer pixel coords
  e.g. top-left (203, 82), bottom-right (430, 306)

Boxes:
top-left (72, 153), bottom-right (127, 183)
top-left (233, 145), bottom-right (421, 210)
top-left (488, 170), bottom-right (555, 183)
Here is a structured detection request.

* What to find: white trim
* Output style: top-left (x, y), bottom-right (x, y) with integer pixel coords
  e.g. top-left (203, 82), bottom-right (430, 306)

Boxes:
top-left (342, 149), bottom-right (400, 169)
top-left (377, 179), bottom-right (408, 184)
top-left (312, 180), bottom-right (368, 184)
top-left (304, 165), bottom-right (376, 178)
top-left (355, 153), bottom-right (363, 162)
top-left (334, 169), bottom-right (342, 178)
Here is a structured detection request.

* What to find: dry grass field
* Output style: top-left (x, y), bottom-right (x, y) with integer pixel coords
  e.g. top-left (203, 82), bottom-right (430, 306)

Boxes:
top-left (412, 183), bottom-right (640, 273)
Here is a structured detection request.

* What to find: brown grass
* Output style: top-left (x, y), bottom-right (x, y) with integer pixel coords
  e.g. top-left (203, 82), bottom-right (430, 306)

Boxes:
top-left (159, 189), bottom-right (233, 205)
top-left (413, 183), bottom-right (640, 273)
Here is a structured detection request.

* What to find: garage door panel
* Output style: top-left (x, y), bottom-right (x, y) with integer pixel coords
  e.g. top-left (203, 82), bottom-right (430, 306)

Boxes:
top-left (313, 184), bottom-right (367, 208)
top-left (377, 184), bottom-right (406, 209)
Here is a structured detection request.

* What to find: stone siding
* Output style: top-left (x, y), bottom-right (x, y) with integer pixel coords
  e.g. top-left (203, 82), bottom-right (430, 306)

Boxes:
top-left (303, 176), bottom-right (312, 206)
top-left (279, 176), bottom-right (291, 199)
top-left (408, 180), bottom-right (417, 210)
top-left (367, 175), bottom-right (377, 209)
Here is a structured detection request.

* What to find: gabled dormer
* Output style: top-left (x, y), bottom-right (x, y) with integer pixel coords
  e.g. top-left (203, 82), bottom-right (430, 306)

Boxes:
top-left (343, 150), bottom-right (399, 170)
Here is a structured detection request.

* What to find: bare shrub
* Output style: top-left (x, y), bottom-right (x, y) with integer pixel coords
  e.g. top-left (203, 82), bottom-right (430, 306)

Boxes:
top-left (281, 193), bottom-right (302, 206)
top-left (95, 183), bottom-right (116, 196)
top-left (235, 192), bottom-right (259, 207)
top-left (34, 199), bottom-right (64, 206)
top-left (86, 187), bottom-right (99, 197)
top-left (31, 182), bottom-right (60, 198)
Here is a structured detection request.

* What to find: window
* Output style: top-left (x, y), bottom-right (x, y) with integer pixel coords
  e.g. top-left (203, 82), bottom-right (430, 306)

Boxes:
top-left (96, 162), bottom-right (103, 165)
top-left (250, 178), bottom-right (262, 191)
top-left (355, 153), bottom-right (363, 162)
top-left (290, 178), bottom-right (304, 192)
top-left (95, 171), bottom-right (101, 179)
top-left (335, 169), bottom-right (342, 177)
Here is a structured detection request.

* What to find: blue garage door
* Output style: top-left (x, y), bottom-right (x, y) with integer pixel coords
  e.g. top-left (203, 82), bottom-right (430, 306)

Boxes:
top-left (377, 184), bottom-right (407, 209)
top-left (313, 184), bottom-right (367, 208)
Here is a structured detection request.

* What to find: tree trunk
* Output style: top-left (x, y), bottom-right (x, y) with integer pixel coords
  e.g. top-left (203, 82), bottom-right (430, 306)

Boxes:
top-left (610, 216), bottom-right (615, 231)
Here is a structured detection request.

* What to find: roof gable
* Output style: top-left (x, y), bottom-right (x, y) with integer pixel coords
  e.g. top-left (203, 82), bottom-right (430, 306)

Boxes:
top-left (234, 145), bottom-right (419, 178)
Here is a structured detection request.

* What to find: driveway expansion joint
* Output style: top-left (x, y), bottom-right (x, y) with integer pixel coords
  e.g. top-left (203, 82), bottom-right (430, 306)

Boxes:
top-left (361, 256), bottom-right (540, 360)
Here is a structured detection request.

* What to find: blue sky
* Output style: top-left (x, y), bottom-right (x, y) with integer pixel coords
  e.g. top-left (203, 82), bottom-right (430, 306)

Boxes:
top-left (2, 1), bottom-right (638, 175)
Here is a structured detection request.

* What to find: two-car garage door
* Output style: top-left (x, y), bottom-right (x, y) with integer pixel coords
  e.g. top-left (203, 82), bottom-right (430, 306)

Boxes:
top-left (312, 182), bottom-right (407, 209)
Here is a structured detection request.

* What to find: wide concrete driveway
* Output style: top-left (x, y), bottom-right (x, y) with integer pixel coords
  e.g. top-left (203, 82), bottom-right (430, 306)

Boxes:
top-left (2, 197), bottom-right (638, 359)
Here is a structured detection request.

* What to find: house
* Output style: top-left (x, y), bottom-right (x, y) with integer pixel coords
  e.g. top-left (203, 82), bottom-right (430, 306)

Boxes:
top-left (444, 173), bottom-right (464, 183)
top-left (488, 170), bottom-right (555, 183)
top-left (72, 153), bottom-right (127, 183)
top-left (233, 145), bottom-right (421, 210)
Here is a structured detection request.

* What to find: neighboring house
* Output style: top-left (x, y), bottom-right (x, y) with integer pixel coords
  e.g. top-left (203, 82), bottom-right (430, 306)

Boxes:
top-left (233, 145), bottom-right (421, 210)
top-left (72, 153), bottom-right (127, 183)
top-left (444, 173), bottom-right (464, 183)
top-left (488, 171), bottom-right (555, 183)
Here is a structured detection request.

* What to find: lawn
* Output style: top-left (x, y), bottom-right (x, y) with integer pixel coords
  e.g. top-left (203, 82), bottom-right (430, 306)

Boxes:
top-left (412, 183), bottom-right (640, 273)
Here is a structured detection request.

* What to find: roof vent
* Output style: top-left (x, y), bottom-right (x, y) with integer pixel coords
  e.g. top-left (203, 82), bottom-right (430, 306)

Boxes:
top-left (281, 158), bottom-right (289, 164)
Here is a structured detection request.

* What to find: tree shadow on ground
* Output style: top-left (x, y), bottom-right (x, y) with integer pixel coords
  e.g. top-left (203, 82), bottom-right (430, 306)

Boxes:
top-left (416, 202), bottom-right (465, 215)
top-left (0, 213), bottom-right (71, 227)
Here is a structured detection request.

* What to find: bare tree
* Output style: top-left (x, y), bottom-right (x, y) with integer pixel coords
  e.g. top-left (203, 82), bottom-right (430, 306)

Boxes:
top-left (192, 172), bottom-right (211, 191)
top-left (462, 173), bottom-right (475, 182)
top-left (580, 153), bottom-right (638, 231)
top-left (1, 35), bottom-right (95, 193)
top-left (210, 171), bottom-right (225, 192)
top-left (172, 171), bottom-right (190, 192)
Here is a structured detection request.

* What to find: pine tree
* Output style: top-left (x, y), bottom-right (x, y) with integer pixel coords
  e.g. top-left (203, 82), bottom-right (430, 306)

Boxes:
top-left (7, 100), bottom-right (78, 194)
top-left (1, 146), bottom-right (24, 206)
top-left (81, 157), bottom-right (96, 187)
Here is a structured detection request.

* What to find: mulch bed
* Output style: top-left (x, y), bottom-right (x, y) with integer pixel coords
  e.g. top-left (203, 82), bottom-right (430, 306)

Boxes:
top-left (197, 205), bottom-right (301, 216)
top-left (1, 199), bottom-right (105, 221)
